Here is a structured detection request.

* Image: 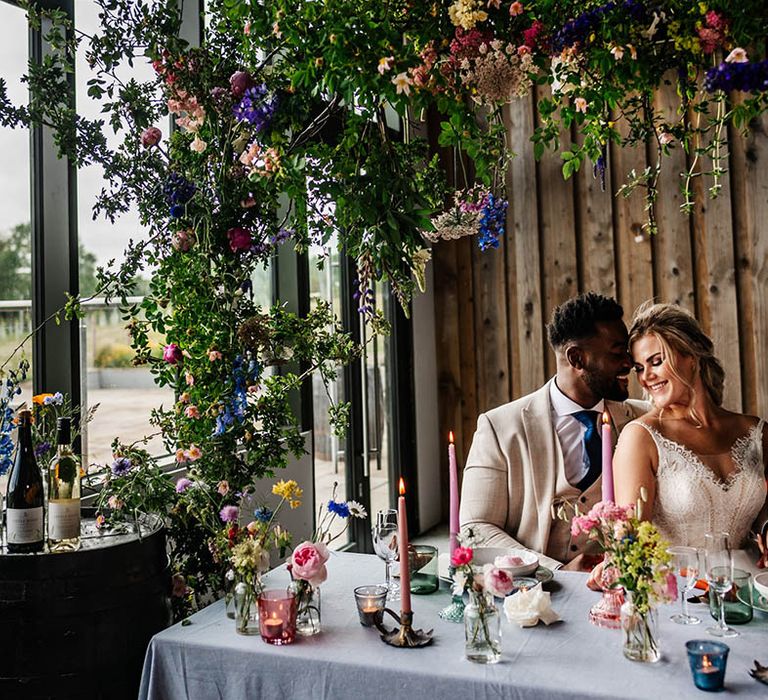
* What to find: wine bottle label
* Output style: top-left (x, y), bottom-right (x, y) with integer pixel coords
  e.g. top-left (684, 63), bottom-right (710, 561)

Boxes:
top-left (6, 507), bottom-right (44, 544)
top-left (48, 499), bottom-right (81, 540)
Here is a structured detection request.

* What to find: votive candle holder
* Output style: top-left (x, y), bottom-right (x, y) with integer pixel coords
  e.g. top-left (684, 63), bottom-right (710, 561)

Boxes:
top-left (354, 585), bottom-right (388, 627)
top-left (686, 640), bottom-right (729, 692)
top-left (258, 589), bottom-right (297, 645)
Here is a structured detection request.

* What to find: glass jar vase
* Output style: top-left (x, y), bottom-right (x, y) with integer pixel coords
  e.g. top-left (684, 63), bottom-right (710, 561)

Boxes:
top-left (464, 591), bottom-right (501, 664)
top-left (293, 580), bottom-right (321, 636)
top-left (234, 580), bottom-right (260, 635)
top-left (223, 569), bottom-right (236, 620)
top-left (620, 592), bottom-right (660, 663)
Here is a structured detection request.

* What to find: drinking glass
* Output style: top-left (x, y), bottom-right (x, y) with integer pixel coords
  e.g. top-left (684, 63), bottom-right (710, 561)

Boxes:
top-left (704, 533), bottom-right (738, 638)
top-left (667, 546), bottom-right (701, 625)
top-left (372, 509), bottom-right (399, 601)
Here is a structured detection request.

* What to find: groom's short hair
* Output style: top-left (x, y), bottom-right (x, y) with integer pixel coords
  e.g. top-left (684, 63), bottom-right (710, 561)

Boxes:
top-left (547, 292), bottom-right (624, 350)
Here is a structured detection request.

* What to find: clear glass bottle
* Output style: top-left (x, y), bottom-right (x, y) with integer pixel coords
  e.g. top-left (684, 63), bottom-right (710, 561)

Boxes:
top-left (464, 590), bottom-right (502, 664)
top-left (621, 591), bottom-right (661, 663)
top-left (47, 417), bottom-right (81, 551)
top-left (6, 409), bottom-right (44, 553)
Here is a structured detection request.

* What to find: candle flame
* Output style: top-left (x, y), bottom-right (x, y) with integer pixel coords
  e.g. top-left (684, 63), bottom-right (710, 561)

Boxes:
top-left (702, 655), bottom-right (712, 669)
top-left (449, 430), bottom-right (454, 444)
top-left (602, 410), bottom-right (610, 425)
top-left (399, 477), bottom-right (406, 495)
top-left (271, 612), bottom-right (277, 620)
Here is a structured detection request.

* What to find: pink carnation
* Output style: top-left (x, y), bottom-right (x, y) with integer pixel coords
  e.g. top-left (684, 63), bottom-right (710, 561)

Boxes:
top-left (571, 514), bottom-right (599, 537)
top-left (451, 546), bottom-right (474, 567)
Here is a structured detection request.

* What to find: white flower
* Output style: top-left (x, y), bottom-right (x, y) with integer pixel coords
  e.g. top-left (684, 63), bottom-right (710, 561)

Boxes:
top-left (391, 72), bottom-right (412, 95)
top-left (725, 47), bottom-right (748, 63)
top-left (347, 500), bottom-right (367, 519)
top-left (574, 97), bottom-right (588, 113)
top-left (452, 570), bottom-right (468, 596)
top-left (610, 45), bottom-right (624, 61)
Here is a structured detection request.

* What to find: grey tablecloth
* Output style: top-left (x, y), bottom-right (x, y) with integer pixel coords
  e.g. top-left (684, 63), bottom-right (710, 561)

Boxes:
top-left (139, 552), bottom-right (768, 700)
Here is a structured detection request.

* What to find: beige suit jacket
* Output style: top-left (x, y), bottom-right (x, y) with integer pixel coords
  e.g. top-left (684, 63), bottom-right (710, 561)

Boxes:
top-left (459, 379), bottom-right (647, 569)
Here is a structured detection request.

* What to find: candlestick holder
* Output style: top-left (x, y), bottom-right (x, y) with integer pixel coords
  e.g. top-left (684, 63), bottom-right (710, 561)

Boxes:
top-left (374, 607), bottom-right (433, 647)
top-left (438, 565), bottom-right (465, 623)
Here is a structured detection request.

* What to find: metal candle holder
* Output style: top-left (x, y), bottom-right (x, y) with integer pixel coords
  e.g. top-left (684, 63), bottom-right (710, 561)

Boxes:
top-left (374, 608), bottom-right (434, 648)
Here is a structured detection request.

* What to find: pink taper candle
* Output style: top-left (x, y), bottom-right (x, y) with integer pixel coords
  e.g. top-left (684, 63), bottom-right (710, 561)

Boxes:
top-left (601, 411), bottom-right (614, 503)
top-left (448, 431), bottom-right (459, 558)
top-left (397, 477), bottom-right (412, 615)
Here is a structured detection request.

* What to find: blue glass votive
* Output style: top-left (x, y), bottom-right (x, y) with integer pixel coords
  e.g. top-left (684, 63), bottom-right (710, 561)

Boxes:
top-left (686, 640), bottom-right (729, 692)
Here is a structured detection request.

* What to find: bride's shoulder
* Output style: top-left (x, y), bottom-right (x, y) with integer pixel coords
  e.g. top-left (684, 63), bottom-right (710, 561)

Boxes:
top-left (618, 414), bottom-right (659, 445)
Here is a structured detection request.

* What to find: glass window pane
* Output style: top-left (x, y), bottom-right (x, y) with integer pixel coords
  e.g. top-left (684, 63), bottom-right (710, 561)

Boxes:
top-left (0, 3), bottom-right (33, 418)
top-left (75, 0), bottom-right (172, 466)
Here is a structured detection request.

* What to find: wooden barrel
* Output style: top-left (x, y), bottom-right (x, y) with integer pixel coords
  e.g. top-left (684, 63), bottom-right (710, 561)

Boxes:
top-left (0, 512), bottom-right (172, 699)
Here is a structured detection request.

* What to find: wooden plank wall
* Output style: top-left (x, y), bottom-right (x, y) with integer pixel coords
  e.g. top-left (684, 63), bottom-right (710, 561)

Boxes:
top-left (432, 84), bottom-right (768, 499)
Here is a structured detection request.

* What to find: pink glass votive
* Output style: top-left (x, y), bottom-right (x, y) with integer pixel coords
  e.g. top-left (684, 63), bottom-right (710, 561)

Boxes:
top-left (258, 589), bottom-right (297, 645)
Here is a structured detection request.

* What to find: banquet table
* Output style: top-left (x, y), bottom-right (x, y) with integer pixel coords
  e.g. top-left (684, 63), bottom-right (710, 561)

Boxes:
top-left (139, 552), bottom-right (768, 700)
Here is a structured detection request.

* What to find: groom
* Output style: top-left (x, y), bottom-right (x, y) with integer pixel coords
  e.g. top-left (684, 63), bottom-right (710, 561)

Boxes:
top-left (459, 292), bottom-right (647, 570)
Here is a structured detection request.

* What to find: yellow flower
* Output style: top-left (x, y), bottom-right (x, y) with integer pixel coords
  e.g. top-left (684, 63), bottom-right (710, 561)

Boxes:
top-left (272, 479), bottom-right (303, 507)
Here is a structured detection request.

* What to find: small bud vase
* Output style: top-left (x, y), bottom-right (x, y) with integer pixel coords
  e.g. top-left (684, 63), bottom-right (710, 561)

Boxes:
top-left (293, 580), bottom-right (321, 636)
top-left (464, 591), bottom-right (501, 664)
top-left (234, 579), bottom-right (261, 635)
top-left (620, 591), bottom-right (660, 663)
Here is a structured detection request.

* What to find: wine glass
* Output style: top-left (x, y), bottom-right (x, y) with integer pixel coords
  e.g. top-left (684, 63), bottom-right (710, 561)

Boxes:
top-left (704, 532), bottom-right (738, 638)
top-left (372, 509), bottom-right (399, 601)
top-left (667, 546), bottom-right (701, 625)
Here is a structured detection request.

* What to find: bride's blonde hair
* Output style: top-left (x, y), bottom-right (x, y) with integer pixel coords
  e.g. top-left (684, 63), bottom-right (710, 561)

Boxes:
top-left (628, 302), bottom-right (725, 421)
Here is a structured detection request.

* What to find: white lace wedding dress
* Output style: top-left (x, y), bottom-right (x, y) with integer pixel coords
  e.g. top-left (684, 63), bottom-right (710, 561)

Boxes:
top-left (632, 419), bottom-right (766, 548)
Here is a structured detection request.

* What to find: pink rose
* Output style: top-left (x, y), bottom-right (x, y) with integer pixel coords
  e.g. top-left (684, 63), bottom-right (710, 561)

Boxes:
top-left (483, 564), bottom-right (515, 598)
top-left (451, 546), bottom-right (473, 567)
top-left (227, 226), bottom-right (252, 253)
top-left (141, 126), bottom-right (162, 148)
top-left (291, 541), bottom-right (330, 586)
top-left (163, 343), bottom-right (183, 364)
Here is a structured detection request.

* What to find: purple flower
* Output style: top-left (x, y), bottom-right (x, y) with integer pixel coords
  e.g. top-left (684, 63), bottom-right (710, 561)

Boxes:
top-left (163, 343), bottom-right (183, 365)
top-left (175, 477), bottom-right (193, 493)
top-left (34, 441), bottom-right (52, 459)
top-left (220, 505), bottom-right (239, 523)
top-left (111, 457), bottom-right (133, 476)
top-left (232, 85), bottom-right (276, 132)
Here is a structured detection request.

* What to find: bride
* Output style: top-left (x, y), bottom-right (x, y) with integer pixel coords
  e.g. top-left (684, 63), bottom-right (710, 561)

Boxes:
top-left (612, 302), bottom-right (767, 549)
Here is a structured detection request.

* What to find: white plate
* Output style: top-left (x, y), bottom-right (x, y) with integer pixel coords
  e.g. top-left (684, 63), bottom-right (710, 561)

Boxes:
top-left (754, 572), bottom-right (768, 599)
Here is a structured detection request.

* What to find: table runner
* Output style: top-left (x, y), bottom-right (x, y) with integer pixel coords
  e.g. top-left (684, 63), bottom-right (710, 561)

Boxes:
top-left (139, 552), bottom-right (768, 699)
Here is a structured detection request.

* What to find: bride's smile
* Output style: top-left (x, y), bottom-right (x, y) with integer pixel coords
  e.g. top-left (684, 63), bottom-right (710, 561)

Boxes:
top-left (632, 334), bottom-right (696, 410)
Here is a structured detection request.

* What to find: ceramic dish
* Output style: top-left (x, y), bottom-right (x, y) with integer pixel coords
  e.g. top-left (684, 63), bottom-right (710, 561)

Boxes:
top-left (753, 571), bottom-right (768, 599)
top-left (469, 547), bottom-right (539, 576)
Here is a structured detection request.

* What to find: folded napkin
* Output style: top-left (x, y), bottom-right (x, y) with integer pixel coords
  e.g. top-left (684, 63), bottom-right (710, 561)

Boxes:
top-left (503, 588), bottom-right (560, 627)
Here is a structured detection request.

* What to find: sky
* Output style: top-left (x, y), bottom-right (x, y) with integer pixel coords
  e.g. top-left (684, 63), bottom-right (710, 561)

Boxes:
top-left (0, 1), bottom-right (154, 271)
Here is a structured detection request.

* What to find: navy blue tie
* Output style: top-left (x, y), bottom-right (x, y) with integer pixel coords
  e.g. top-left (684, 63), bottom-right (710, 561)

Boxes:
top-left (572, 410), bottom-right (602, 492)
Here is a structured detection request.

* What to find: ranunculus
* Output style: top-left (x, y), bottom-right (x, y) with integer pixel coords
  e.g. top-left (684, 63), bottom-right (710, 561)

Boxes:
top-left (229, 70), bottom-right (253, 97)
top-left (163, 343), bottom-right (183, 364)
top-left (291, 541), bottom-right (330, 586)
top-left (483, 564), bottom-right (515, 598)
top-left (451, 546), bottom-right (473, 567)
top-left (227, 226), bottom-right (252, 252)
top-left (141, 126), bottom-right (162, 148)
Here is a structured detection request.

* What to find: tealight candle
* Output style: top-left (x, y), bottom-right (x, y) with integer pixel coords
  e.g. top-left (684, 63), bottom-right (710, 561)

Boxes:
top-left (258, 589), bottom-right (297, 645)
top-left (686, 640), bottom-right (729, 692)
top-left (354, 585), bottom-right (388, 627)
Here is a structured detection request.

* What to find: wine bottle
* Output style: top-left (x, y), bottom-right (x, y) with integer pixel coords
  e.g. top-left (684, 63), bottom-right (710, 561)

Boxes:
top-left (48, 417), bottom-right (81, 551)
top-left (6, 409), bottom-right (44, 553)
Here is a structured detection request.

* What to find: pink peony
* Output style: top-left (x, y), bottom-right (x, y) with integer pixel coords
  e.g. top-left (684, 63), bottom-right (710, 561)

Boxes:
top-left (227, 227), bottom-right (252, 253)
top-left (451, 546), bottom-right (474, 567)
top-left (141, 126), bottom-right (162, 148)
top-left (483, 564), bottom-right (515, 597)
top-left (291, 541), bottom-right (330, 586)
top-left (163, 343), bottom-right (183, 364)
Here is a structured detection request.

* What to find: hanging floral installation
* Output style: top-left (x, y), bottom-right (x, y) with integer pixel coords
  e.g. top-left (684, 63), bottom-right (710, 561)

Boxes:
top-left (0, 0), bottom-right (766, 616)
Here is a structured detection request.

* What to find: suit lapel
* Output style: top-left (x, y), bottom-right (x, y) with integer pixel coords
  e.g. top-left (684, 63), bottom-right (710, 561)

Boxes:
top-left (521, 380), bottom-right (561, 553)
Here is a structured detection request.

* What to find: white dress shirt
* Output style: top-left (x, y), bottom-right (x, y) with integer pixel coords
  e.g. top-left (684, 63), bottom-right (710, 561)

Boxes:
top-left (549, 380), bottom-right (604, 487)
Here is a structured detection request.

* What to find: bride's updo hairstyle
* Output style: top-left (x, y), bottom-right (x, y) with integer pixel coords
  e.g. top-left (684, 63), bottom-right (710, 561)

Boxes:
top-left (629, 302), bottom-right (725, 420)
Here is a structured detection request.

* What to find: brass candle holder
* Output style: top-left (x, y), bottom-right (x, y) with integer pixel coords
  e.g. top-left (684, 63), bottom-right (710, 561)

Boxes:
top-left (374, 607), bottom-right (434, 648)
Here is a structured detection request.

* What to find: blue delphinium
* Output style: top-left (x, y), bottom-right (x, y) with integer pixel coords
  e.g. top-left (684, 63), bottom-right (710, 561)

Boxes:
top-left (163, 172), bottom-right (196, 218)
top-left (327, 499), bottom-right (351, 518)
top-left (477, 193), bottom-right (508, 251)
top-left (705, 59), bottom-right (768, 94)
top-left (551, 0), bottom-right (647, 53)
top-left (214, 354), bottom-right (261, 436)
top-left (0, 361), bottom-right (29, 476)
top-left (233, 85), bottom-right (277, 132)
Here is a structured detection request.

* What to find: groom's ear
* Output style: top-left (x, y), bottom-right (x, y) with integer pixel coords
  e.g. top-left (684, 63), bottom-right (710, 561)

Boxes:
top-left (565, 344), bottom-right (585, 370)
